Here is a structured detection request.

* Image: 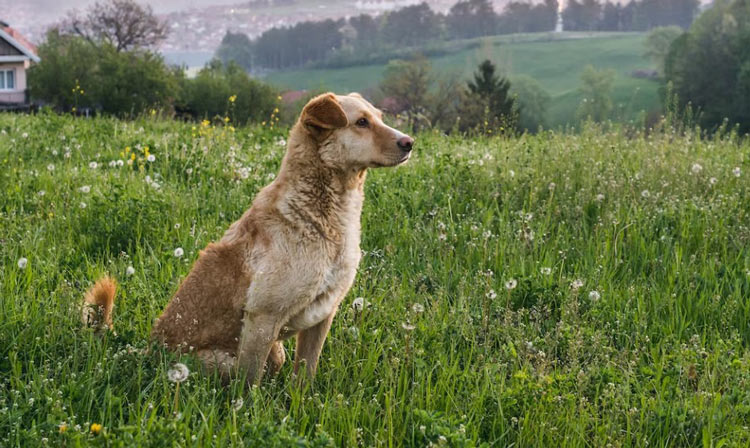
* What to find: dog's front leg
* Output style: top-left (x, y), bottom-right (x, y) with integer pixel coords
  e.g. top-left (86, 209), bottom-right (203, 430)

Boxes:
top-left (236, 312), bottom-right (281, 385)
top-left (294, 308), bottom-right (337, 380)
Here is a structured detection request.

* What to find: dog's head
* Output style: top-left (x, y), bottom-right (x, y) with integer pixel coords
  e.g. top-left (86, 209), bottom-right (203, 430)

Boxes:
top-left (298, 92), bottom-right (414, 169)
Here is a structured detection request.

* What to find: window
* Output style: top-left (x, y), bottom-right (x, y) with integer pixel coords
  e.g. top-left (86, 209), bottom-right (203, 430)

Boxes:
top-left (0, 69), bottom-right (15, 90)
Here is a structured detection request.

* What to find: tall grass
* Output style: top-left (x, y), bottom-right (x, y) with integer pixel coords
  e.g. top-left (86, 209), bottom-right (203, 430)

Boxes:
top-left (1, 111), bottom-right (749, 446)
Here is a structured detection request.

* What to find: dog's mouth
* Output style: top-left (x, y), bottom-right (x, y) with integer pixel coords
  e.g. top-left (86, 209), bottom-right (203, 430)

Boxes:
top-left (394, 153), bottom-right (411, 165)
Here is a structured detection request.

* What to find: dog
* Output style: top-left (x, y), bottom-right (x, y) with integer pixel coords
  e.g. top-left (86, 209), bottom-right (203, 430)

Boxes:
top-left (82, 92), bottom-right (414, 384)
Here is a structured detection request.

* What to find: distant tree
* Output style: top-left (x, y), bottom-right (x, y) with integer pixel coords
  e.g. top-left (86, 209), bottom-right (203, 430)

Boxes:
top-left (216, 31), bottom-right (253, 71)
top-left (29, 29), bottom-right (178, 114)
top-left (349, 14), bottom-right (379, 49)
top-left (64, 0), bottom-right (167, 51)
top-left (644, 26), bottom-right (683, 75)
top-left (510, 75), bottom-right (551, 132)
top-left (382, 3), bottom-right (441, 46)
top-left (381, 56), bottom-right (433, 124)
top-left (577, 65), bottom-right (616, 122)
top-left (499, 0), bottom-right (558, 34)
top-left (467, 60), bottom-right (516, 120)
top-left (178, 60), bottom-right (278, 125)
top-left (563, 0), bottom-right (602, 31)
top-left (447, 0), bottom-right (498, 39)
top-left (665, 0), bottom-right (750, 132)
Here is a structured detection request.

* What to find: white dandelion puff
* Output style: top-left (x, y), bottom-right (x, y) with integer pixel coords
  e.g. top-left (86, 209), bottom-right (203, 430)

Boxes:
top-left (89, 161), bottom-right (98, 169)
top-left (411, 303), bottom-right (425, 314)
top-left (174, 247), bottom-right (184, 258)
top-left (691, 163), bottom-right (703, 174)
top-left (17, 258), bottom-right (28, 269)
top-left (126, 266), bottom-right (135, 276)
top-left (147, 154), bottom-right (156, 162)
top-left (641, 190), bottom-right (650, 198)
top-left (505, 278), bottom-right (518, 290)
top-left (79, 185), bottom-right (91, 194)
top-left (167, 363), bottom-right (189, 383)
top-left (351, 297), bottom-right (365, 312)
top-left (589, 290), bottom-right (601, 301)
top-left (540, 267), bottom-right (552, 275)
top-left (571, 279), bottom-right (584, 290)
top-left (733, 167), bottom-right (741, 177)
top-left (80, 202), bottom-right (87, 209)
top-left (401, 322), bottom-right (415, 332)
top-left (486, 289), bottom-right (497, 300)
top-left (231, 397), bottom-right (244, 411)
top-left (47, 164), bottom-right (55, 172)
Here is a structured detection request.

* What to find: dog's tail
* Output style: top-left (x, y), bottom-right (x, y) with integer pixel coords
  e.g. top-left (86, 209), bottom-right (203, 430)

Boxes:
top-left (82, 276), bottom-right (117, 332)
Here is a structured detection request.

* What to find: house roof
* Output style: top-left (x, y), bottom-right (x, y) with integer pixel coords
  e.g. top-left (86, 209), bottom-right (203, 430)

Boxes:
top-left (0, 22), bottom-right (40, 63)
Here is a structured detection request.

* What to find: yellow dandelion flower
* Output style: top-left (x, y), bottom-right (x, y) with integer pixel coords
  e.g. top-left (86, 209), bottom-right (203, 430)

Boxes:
top-left (224, 117), bottom-right (230, 123)
top-left (59, 423), bottom-right (68, 433)
top-left (277, 95), bottom-right (282, 101)
top-left (201, 119), bottom-right (210, 127)
top-left (150, 109), bottom-right (156, 116)
top-left (90, 423), bottom-right (102, 435)
top-left (274, 108), bottom-right (279, 114)
top-left (130, 153), bottom-right (136, 161)
top-left (125, 146), bottom-right (131, 153)
top-left (229, 95), bottom-right (237, 103)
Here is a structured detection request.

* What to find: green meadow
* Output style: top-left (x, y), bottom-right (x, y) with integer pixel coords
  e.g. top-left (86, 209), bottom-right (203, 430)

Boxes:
top-left (268, 32), bottom-right (660, 127)
top-left (2, 112), bottom-right (750, 446)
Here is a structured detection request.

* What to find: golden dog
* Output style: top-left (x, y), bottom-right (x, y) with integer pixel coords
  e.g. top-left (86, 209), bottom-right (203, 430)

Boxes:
top-left (83, 92), bottom-right (414, 384)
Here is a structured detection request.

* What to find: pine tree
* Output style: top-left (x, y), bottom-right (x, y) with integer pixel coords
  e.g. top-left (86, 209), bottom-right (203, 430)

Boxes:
top-left (467, 60), bottom-right (516, 121)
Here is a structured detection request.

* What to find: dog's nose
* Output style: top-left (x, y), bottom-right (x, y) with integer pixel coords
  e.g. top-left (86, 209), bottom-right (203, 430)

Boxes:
top-left (397, 136), bottom-right (414, 152)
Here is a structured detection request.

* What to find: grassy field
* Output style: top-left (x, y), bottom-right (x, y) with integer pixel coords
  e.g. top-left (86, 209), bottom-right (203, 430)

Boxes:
top-left (268, 32), bottom-right (660, 128)
top-left (3, 112), bottom-right (750, 446)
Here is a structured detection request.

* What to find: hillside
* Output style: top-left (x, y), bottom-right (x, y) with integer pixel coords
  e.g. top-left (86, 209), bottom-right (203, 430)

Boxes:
top-left (267, 32), bottom-right (661, 128)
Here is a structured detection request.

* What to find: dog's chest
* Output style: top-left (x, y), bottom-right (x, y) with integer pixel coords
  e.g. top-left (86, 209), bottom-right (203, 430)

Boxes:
top-left (284, 195), bottom-right (363, 333)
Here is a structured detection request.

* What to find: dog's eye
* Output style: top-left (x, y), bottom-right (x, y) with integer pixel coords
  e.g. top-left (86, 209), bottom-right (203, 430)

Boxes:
top-left (356, 118), bottom-right (369, 128)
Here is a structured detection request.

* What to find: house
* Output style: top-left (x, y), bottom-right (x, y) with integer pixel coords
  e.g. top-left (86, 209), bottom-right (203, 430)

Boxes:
top-left (0, 21), bottom-right (40, 106)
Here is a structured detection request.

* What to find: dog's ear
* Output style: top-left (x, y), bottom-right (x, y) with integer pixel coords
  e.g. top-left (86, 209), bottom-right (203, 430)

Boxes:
top-left (301, 93), bottom-right (348, 138)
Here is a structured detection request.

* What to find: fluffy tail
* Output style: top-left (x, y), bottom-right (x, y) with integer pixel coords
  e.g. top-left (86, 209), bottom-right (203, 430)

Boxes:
top-left (82, 276), bottom-right (117, 332)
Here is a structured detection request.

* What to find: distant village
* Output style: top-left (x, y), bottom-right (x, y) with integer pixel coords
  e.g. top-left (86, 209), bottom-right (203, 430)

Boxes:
top-left (5, 0), bottom-right (484, 52)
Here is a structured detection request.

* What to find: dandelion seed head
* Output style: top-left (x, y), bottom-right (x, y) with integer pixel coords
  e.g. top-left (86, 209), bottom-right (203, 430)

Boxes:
top-left (411, 303), bottom-right (425, 313)
top-left (126, 266), bottom-right (135, 276)
top-left (691, 163), bottom-right (703, 174)
top-left (351, 297), bottom-right (365, 311)
top-left (505, 278), bottom-right (518, 290)
top-left (174, 247), bottom-right (184, 258)
top-left (167, 363), bottom-right (189, 383)
top-left (89, 161), bottom-right (98, 169)
top-left (540, 267), bottom-right (552, 275)
top-left (733, 167), bottom-right (741, 177)
top-left (589, 290), bottom-right (601, 301)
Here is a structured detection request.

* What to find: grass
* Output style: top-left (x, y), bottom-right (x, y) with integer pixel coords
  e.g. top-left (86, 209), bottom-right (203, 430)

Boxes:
top-left (268, 32), bottom-right (661, 128)
top-left (2, 111), bottom-right (750, 446)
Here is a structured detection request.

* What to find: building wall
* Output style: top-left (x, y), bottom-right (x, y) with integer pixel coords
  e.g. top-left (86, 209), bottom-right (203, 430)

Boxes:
top-left (0, 61), bottom-right (29, 104)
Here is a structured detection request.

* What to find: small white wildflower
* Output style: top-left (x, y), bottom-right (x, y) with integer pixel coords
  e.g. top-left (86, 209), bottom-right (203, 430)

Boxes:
top-left (548, 182), bottom-right (556, 191)
top-left (540, 267), bottom-right (552, 275)
top-left (22, 132), bottom-right (28, 138)
top-left (641, 190), bottom-right (650, 198)
top-left (174, 247), bottom-right (184, 258)
top-left (126, 266), bottom-right (135, 276)
top-left (47, 164), bottom-right (55, 172)
top-left (411, 303), bottom-right (424, 313)
top-left (595, 193), bottom-right (605, 202)
top-left (231, 397), bottom-right (244, 411)
top-left (505, 278), bottom-right (518, 290)
top-left (691, 163), bottom-right (703, 174)
top-left (17, 258), bottom-right (28, 269)
top-left (80, 202), bottom-right (87, 209)
top-left (79, 185), bottom-right (91, 194)
top-left (37, 190), bottom-right (45, 197)
top-left (571, 279), bottom-right (584, 290)
top-left (508, 169), bottom-right (515, 178)
top-left (589, 290), bottom-right (601, 301)
top-left (733, 167), bottom-right (741, 177)
top-left (89, 161), bottom-right (98, 169)
top-left (351, 297), bottom-right (365, 311)
top-left (709, 177), bottom-right (717, 185)
top-left (167, 363), bottom-right (189, 383)
top-left (147, 154), bottom-right (156, 162)
top-left (185, 168), bottom-right (193, 175)
top-left (401, 322), bottom-right (415, 331)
